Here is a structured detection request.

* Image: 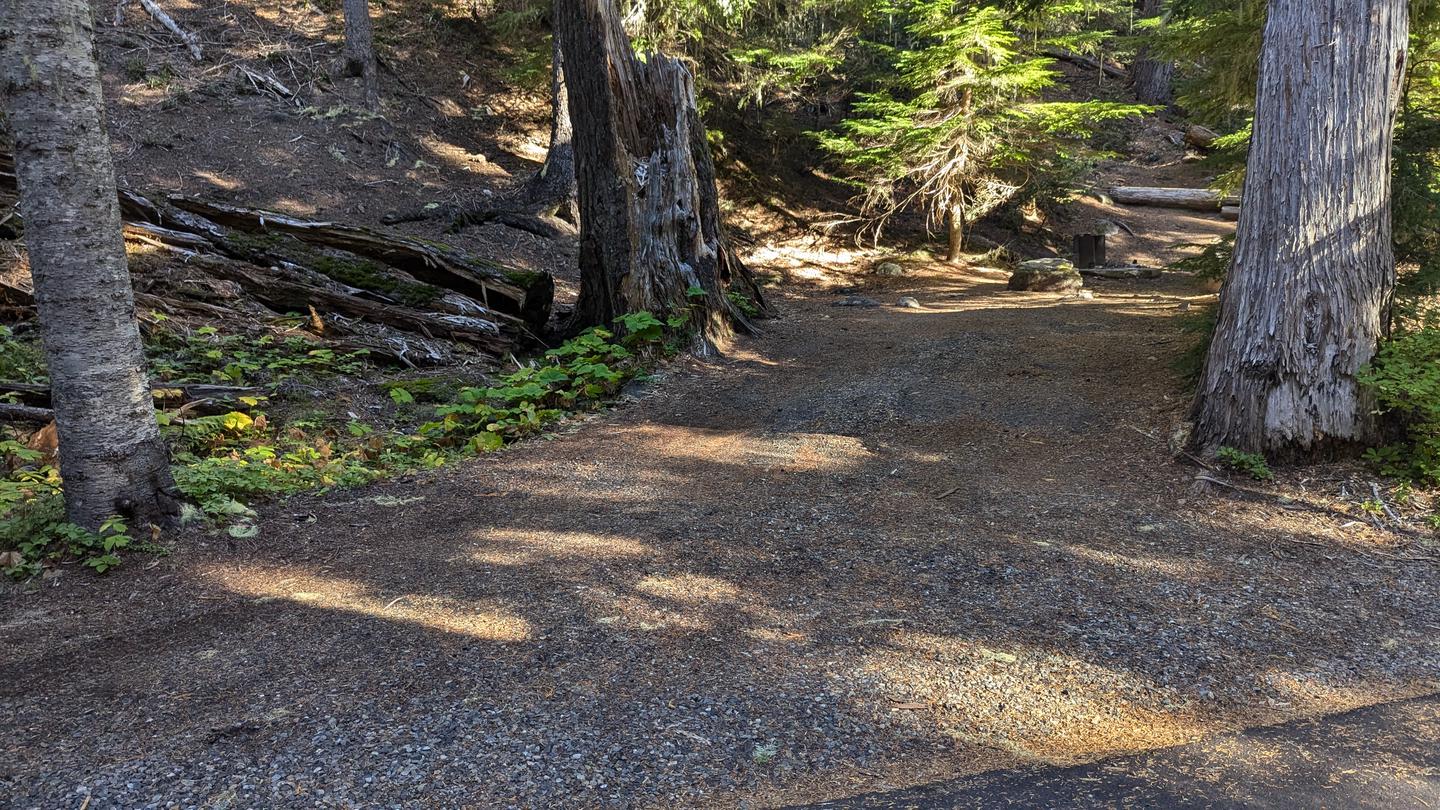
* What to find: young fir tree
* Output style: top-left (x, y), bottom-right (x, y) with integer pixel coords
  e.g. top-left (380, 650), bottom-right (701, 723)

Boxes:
top-left (817, 1), bottom-right (1147, 262)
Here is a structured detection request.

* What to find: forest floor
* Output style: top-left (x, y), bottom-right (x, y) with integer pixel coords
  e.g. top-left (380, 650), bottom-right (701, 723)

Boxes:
top-left (5, 255), bottom-right (1440, 806)
top-left (4, 2), bottom-right (1440, 805)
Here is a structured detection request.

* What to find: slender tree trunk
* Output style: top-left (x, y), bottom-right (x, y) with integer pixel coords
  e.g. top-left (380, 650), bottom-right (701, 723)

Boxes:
top-left (945, 204), bottom-right (964, 264)
top-left (0, 0), bottom-right (179, 529)
top-left (556, 0), bottom-right (767, 352)
top-left (524, 30), bottom-right (578, 223)
top-left (342, 0), bottom-right (381, 111)
top-left (1131, 0), bottom-right (1173, 105)
top-left (1190, 0), bottom-right (1408, 460)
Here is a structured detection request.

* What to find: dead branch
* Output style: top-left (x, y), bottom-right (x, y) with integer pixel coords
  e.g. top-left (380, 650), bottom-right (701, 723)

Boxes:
top-left (137, 0), bottom-right (204, 61)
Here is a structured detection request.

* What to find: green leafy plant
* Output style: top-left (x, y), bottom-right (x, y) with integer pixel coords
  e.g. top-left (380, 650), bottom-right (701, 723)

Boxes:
top-left (1216, 446), bottom-right (1273, 481)
top-left (0, 325), bottom-right (47, 384)
top-left (1359, 328), bottom-right (1440, 483)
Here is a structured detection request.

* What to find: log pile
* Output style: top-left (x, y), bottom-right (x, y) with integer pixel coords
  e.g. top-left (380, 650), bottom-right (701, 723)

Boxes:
top-left (1, 155), bottom-right (554, 368)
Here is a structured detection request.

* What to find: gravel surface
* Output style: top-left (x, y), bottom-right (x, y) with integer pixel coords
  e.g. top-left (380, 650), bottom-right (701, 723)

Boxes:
top-left (4, 267), bottom-right (1439, 808)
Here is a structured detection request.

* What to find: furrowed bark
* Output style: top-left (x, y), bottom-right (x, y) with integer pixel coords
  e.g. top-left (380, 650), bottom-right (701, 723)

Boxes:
top-left (0, 0), bottom-right (179, 529)
top-left (341, 0), bottom-right (381, 110)
top-left (1190, 0), bottom-right (1408, 460)
top-left (556, 0), bottom-right (767, 351)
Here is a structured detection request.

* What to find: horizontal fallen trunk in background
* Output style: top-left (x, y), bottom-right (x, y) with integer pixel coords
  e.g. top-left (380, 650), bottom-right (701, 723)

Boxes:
top-left (1221, 204), bottom-right (1241, 221)
top-left (1110, 186), bottom-right (1239, 211)
top-left (0, 402), bottom-right (53, 423)
top-left (1079, 264), bottom-right (1163, 280)
top-left (0, 380), bottom-right (261, 406)
top-left (1042, 47), bottom-right (1128, 80)
top-left (154, 196), bottom-right (553, 328)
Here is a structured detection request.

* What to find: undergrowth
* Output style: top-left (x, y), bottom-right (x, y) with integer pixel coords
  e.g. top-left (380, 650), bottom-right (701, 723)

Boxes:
top-left (1358, 328), bottom-right (1440, 484)
top-left (1, 312), bottom-right (681, 579)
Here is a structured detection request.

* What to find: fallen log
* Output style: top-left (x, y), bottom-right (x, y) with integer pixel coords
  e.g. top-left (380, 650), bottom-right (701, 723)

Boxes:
top-left (0, 380), bottom-right (261, 406)
top-left (137, 0), bottom-right (204, 61)
top-left (1079, 264), bottom-right (1163, 280)
top-left (1110, 186), bottom-right (1224, 211)
top-left (1042, 47), bottom-right (1128, 80)
top-left (1220, 204), bottom-right (1241, 221)
top-left (163, 196), bottom-right (553, 327)
top-left (0, 402), bottom-right (53, 423)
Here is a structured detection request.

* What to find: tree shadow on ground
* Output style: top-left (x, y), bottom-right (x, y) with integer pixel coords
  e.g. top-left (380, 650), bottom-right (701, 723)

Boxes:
top-left (4, 273), bottom-right (1438, 807)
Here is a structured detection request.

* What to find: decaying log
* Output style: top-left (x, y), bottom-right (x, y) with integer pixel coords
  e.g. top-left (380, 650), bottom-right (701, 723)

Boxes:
top-left (1220, 204), bottom-right (1241, 221)
top-left (1110, 186), bottom-right (1226, 211)
top-left (0, 402), bottom-right (53, 423)
top-left (0, 380), bottom-right (260, 402)
top-left (1079, 264), bottom-right (1163, 280)
top-left (161, 196), bottom-right (552, 327)
top-left (1042, 47), bottom-right (1128, 80)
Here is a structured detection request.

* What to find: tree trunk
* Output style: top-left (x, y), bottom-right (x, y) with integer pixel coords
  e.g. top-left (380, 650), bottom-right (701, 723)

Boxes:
top-left (1190, 0), bottom-right (1408, 460)
top-left (945, 204), bottom-right (964, 264)
top-left (556, 0), bottom-right (766, 352)
top-left (1131, 0), bottom-right (1173, 105)
top-left (0, 0), bottom-right (179, 530)
top-left (342, 0), bottom-right (381, 111)
top-left (525, 29), bottom-right (578, 223)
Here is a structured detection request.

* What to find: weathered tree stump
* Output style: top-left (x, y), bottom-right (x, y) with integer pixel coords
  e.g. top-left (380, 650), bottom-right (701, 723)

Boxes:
top-left (556, 0), bottom-right (768, 352)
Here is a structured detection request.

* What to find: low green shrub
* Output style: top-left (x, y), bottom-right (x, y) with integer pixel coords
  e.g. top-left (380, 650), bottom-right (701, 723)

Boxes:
top-left (1359, 328), bottom-right (1440, 483)
top-left (1216, 446), bottom-right (1273, 481)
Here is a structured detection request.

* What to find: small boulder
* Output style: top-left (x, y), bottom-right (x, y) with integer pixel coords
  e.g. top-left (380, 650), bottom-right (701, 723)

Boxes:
top-left (896, 296), bottom-right (922, 309)
top-left (1008, 259), bottom-right (1083, 293)
top-left (873, 261), bottom-right (905, 277)
top-left (833, 296), bottom-right (881, 308)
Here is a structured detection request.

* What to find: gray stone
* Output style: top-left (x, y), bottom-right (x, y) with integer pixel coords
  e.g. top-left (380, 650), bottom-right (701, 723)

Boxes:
top-left (832, 296), bottom-right (881, 308)
top-left (1007, 261), bottom-right (1083, 293)
top-left (873, 262), bottom-right (905, 276)
top-left (895, 297), bottom-right (922, 309)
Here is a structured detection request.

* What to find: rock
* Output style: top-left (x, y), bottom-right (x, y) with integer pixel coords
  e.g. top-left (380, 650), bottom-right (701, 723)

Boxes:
top-left (873, 262), bottom-right (905, 276)
top-left (1078, 264), bottom-right (1162, 280)
top-left (1077, 290), bottom-right (1094, 300)
top-left (1008, 260), bottom-right (1083, 293)
top-left (832, 296), bottom-right (881, 308)
top-left (1018, 258), bottom-right (1074, 272)
top-left (895, 297), bottom-right (921, 309)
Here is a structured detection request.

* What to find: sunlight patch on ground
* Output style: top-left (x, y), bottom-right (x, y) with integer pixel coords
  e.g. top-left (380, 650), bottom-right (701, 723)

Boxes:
top-left (1061, 542), bottom-right (1223, 582)
top-left (199, 564), bottom-right (535, 642)
top-left (635, 572), bottom-right (743, 604)
top-left (610, 425), bottom-right (874, 475)
top-left (839, 630), bottom-right (1209, 764)
top-left (461, 529), bottom-right (651, 567)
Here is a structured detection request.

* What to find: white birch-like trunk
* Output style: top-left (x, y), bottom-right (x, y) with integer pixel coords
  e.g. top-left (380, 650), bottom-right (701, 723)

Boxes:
top-left (0, 0), bottom-right (179, 528)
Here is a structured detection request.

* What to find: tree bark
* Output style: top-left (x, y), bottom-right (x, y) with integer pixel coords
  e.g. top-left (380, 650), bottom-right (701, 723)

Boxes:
top-left (1131, 0), bottom-right (1173, 105)
top-left (945, 204), bottom-right (964, 264)
top-left (527, 29), bottom-right (577, 223)
top-left (341, 0), bottom-right (381, 111)
top-left (1110, 186), bottom-right (1225, 210)
top-left (0, 0), bottom-right (179, 530)
top-left (556, 0), bottom-right (766, 351)
top-left (1190, 0), bottom-right (1408, 460)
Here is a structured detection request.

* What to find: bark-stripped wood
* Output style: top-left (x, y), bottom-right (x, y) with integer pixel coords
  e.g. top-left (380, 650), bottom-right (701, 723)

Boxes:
top-left (0, 0), bottom-right (179, 528)
top-left (1110, 186), bottom-right (1225, 211)
top-left (556, 0), bottom-right (767, 351)
top-left (137, 0), bottom-right (203, 61)
top-left (1190, 0), bottom-right (1409, 459)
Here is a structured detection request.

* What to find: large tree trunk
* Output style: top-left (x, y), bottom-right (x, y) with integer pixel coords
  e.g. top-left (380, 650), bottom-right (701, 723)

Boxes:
top-left (0, 0), bottom-right (179, 529)
top-left (556, 0), bottom-right (766, 352)
top-left (1190, 0), bottom-right (1408, 460)
top-left (1131, 0), bottom-right (1174, 105)
top-left (342, 0), bottom-right (381, 111)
